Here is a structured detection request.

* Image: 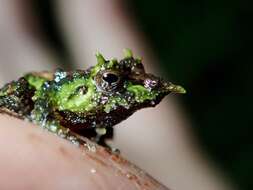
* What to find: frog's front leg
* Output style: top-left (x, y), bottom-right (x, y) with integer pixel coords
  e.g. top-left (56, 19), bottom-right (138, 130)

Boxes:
top-left (41, 120), bottom-right (92, 148)
top-left (29, 106), bottom-right (88, 148)
top-left (93, 127), bottom-right (120, 153)
top-left (70, 125), bottom-right (114, 149)
top-left (92, 126), bottom-right (113, 148)
top-left (31, 101), bottom-right (114, 150)
top-left (48, 122), bottom-right (118, 153)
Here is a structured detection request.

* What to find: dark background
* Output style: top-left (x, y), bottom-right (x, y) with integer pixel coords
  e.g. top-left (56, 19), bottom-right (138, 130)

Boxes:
top-left (31, 1), bottom-right (252, 189)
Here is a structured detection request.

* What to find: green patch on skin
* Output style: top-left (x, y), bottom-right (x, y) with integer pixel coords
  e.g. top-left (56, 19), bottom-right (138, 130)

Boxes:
top-left (135, 56), bottom-right (142, 64)
top-left (123, 48), bottom-right (133, 58)
top-left (0, 82), bottom-right (18, 97)
top-left (91, 52), bottom-right (122, 76)
top-left (53, 78), bottom-right (98, 112)
top-left (33, 90), bottom-right (43, 101)
top-left (123, 49), bottom-right (141, 64)
top-left (127, 84), bottom-right (158, 103)
top-left (104, 96), bottom-right (129, 113)
top-left (90, 53), bottom-right (106, 77)
top-left (0, 86), bottom-right (9, 97)
top-left (25, 74), bottom-right (47, 91)
top-left (107, 58), bottom-right (118, 69)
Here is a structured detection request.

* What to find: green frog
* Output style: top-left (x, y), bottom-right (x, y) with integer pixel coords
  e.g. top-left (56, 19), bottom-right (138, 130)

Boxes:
top-left (0, 49), bottom-right (185, 147)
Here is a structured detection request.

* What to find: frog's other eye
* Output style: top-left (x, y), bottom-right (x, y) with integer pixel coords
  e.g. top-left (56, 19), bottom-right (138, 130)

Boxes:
top-left (95, 71), bottom-right (122, 92)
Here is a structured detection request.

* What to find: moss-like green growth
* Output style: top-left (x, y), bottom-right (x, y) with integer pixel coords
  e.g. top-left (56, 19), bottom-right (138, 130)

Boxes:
top-left (104, 96), bottom-right (129, 113)
top-left (90, 52), bottom-right (106, 77)
top-left (25, 74), bottom-right (47, 91)
top-left (0, 81), bottom-right (18, 97)
top-left (127, 84), bottom-right (158, 103)
top-left (123, 48), bottom-right (133, 58)
top-left (52, 78), bottom-right (98, 112)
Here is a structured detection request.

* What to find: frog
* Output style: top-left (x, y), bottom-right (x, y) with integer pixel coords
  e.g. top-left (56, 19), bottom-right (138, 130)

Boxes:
top-left (0, 49), bottom-right (185, 148)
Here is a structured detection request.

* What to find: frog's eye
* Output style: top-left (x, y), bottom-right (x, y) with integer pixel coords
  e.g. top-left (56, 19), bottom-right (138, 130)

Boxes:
top-left (102, 72), bottom-right (119, 84)
top-left (95, 70), bottom-right (122, 92)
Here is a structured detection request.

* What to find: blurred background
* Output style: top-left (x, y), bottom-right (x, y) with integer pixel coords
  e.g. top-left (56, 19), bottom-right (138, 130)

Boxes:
top-left (0, 0), bottom-right (252, 190)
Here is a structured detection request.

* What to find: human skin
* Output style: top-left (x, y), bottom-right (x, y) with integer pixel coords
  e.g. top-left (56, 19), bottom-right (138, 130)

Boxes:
top-left (0, 114), bottom-right (169, 190)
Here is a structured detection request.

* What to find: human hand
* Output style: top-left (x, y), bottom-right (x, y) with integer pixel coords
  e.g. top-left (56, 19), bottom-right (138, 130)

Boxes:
top-left (0, 114), bottom-right (169, 190)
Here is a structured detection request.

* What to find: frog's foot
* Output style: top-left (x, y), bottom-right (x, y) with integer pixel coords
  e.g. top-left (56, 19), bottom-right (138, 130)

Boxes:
top-left (94, 137), bottom-right (120, 155)
top-left (89, 127), bottom-right (120, 154)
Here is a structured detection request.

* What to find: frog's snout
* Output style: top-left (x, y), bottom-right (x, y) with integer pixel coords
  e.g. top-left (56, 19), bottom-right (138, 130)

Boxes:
top-left (164, 82), bottom-right (186, 94)
top-left (141, 73), bottom-right (186, 94)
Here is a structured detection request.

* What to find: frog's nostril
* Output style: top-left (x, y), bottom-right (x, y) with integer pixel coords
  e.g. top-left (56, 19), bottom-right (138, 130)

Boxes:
top-left (144, 78), bottom-right (159, 89)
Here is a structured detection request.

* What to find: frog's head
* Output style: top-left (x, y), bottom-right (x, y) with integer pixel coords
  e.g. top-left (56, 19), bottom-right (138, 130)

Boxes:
top-left (50, 49), bottom-right (185, 130)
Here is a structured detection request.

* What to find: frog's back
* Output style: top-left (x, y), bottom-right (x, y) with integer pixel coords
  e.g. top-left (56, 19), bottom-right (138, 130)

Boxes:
top-left (0, 78), bottom-right (34, 117)
top-left (0, 72), bottom-right (52, 118)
